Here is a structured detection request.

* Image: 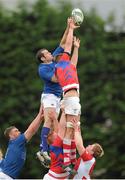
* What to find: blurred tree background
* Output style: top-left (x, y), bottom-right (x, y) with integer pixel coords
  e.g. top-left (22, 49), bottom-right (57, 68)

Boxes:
top-left (0, 0), bottom-right (125, 179)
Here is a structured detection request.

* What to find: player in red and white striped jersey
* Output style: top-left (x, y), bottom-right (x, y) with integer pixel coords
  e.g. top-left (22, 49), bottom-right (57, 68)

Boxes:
top-left (71, 118), bottom-right (104, 179)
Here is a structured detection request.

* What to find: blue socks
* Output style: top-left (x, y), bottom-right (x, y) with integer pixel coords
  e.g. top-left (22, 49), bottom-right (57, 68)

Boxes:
top-left (40, 127), bottom-right (50, 152)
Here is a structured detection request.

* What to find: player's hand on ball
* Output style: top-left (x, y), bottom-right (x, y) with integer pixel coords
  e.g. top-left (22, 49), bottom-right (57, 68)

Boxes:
top-left (69, 18), bottom-right (80, 29)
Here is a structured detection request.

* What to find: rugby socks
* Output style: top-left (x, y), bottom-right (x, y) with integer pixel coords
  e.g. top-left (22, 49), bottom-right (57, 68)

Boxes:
top-left (71, 140), bottom-right (76, 165)
top-left (63, 138), bottom-right (72, 170)
top-left (40, 127), bottom-right (50, 152)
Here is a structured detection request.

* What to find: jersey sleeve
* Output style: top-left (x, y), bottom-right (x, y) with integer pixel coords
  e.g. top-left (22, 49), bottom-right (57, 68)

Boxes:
top-left (81, 150), bottom-right (93, 161)
top-left (39, 66), bottom-right (54, 81)
top-left (14, 134), bottom-right (27, 145)
top-left (52, 46), bottom-right (64, 57)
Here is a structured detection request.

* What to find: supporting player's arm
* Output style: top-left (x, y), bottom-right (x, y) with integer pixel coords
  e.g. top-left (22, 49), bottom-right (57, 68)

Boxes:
top-left (58, 112), bottom-right (67, 139)
top-left (71, 118), bottom-right (85, 156)
top-left (48, 110), bottom-right (66, 139)
top-left (24, 105), bottom-right (44, 141)
top-left (71, 37), bottom-right (80, 67)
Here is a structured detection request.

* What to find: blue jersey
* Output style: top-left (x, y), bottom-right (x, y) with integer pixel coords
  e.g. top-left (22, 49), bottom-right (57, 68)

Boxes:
top-left (38, 46), bottom-right (63, 97)
top-left (2, 134), bottom-right (27, 178)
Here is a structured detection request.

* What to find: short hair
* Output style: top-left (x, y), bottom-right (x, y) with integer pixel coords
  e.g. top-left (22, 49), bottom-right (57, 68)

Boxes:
top-left (36, 48), bottom-right (46, 63)
top-left (4, 126), bottom-right (16, 140)
top-left (92, 143), bottom-right (104, 158)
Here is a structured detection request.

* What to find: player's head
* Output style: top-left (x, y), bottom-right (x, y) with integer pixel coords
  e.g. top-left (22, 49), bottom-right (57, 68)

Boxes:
top-left (4, 126), bottom-right (21, 140)
top-left (36, 48), bottom-right (53, 63)
top-left (86, 143), bottom-right (104, 158)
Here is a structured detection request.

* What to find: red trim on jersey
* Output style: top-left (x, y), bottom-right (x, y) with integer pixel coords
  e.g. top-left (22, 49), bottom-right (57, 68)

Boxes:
top-left (89, 161), bottom-right (96, 175)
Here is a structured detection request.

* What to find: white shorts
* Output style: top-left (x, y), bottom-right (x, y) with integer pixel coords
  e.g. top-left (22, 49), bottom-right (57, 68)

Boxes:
top-left (62, 97), bottom-right (81, 116)
top-left (0, 172), bottom-right (13, 180)
top-left (41, 93), bottom-right (61, 114)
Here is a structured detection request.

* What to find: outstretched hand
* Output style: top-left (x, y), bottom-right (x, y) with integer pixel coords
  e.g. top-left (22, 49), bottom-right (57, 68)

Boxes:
top-left (73, 36), bottom-right (80, 48)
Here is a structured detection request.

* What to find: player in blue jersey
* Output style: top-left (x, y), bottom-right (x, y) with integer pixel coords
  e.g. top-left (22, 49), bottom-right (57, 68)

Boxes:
top-left (0, 106), bottom-right (43, 179)
top-left (36, 18), bottom-right (73, 165)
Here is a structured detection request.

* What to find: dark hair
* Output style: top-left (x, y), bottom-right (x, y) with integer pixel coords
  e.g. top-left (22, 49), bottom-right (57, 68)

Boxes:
top-left (36, 48), bottom-right (46, 63)
top-left (4, 126), bottom-right (16, 140)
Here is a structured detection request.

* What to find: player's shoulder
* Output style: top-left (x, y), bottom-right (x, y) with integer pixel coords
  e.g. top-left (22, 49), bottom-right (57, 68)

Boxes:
top-left (39, 62), bottom-right (54, 69)
top-left (38, 63), bottom-right (51, 73)
top-left (81, 150), bottom-right (94, 161)
top-left (12, 133), bottom-right (26, 144)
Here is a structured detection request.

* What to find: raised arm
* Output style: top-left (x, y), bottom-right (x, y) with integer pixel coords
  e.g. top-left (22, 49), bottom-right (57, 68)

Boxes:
top-left (64, 19), bottom-right (79, 54)
top-left (71, 37), bottom-right (80, 67)
top-left (72, 118), bottom-right (85, 156)
top-left (24, 105), bottom-right (44, 141)
top-left (59, 17), bottom-right (71, 48)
